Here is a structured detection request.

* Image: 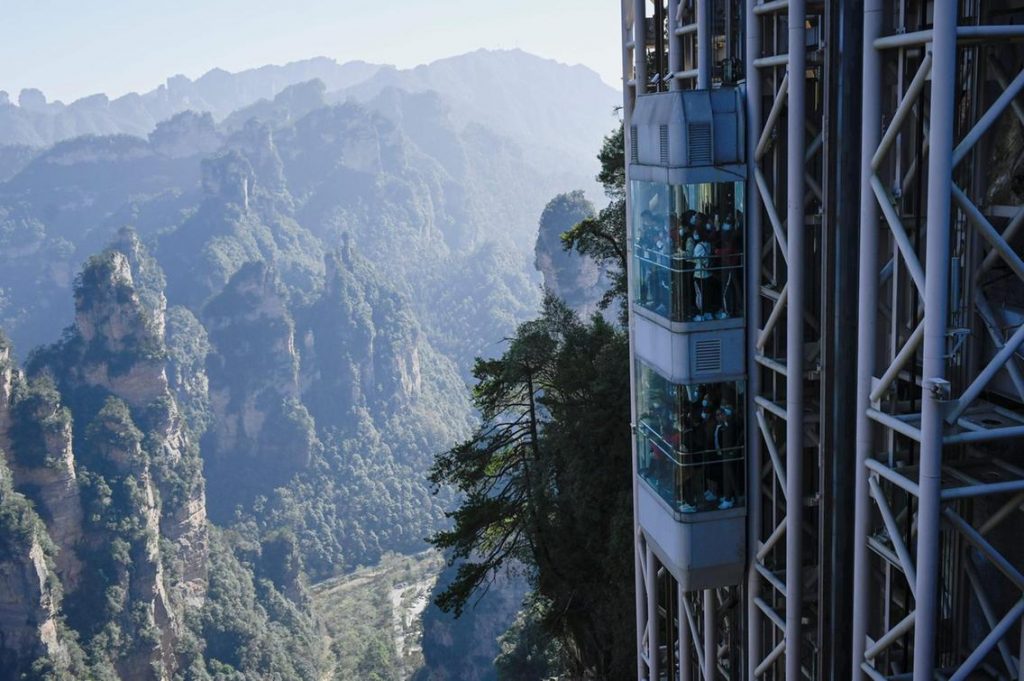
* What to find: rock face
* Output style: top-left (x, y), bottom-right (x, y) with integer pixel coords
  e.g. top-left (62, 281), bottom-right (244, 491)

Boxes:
top-left (149, 111), bottom-right (223, 159)
top-left (0, 339), bottom-right (13, 448)
top-left (202, 150), bottom-right (255, 211)
top-left (202, 261), bottom-right (314, 519)
top-left (533, 191), bottom-right (605, 317)
top-left (0, 457), bottom-right (73, 679)
top-left (0, 337), bottom-right (84, 588)
top-left (73, 252), bottom-right (168, 410)
top-left (297, 251), bottom-right (424, 426)
top-left (1, 244), bottom-right (210, 679)
top-left (82, 399), bottom-right (177, 681)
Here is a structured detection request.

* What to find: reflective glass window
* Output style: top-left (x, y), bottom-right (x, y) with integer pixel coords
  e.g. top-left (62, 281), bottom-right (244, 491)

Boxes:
top-left (631, 180), bottom-right (744, 323)
top-left (635, 361), bottom-right (745, 513)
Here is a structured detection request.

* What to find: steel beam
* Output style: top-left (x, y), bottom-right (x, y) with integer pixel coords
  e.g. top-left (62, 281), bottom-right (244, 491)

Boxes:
top-left (912, 8), bottom-right (958, 676)
top-left (695, 0), bottom-right (711, 89)
top-left (786, 2), bottom-right (807, 678)
top-left (746, 1), bottom-right (765, 675)
top-left (852, 2), bottom-right (883, 677)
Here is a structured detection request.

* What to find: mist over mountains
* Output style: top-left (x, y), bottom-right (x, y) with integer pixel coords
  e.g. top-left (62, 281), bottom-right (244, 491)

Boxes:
top-left (0, 50), bottom-right (618, 186)
top-left (0, 48), bottom-right (618, 679)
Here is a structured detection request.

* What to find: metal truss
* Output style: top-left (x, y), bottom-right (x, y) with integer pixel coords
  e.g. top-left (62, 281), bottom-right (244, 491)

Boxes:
top-left (745, 1), bottom-right (831, 679)
top-left (624, 3), bottom-right (1024, 681)
top-left (851, 2), bottom-right (1024, 680)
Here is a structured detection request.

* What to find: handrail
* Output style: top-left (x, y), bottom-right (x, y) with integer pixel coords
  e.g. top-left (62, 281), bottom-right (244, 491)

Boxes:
top-left (633, 250), bottom-right (747, 275)
top-left (637, 420), bottom-right (745, 468)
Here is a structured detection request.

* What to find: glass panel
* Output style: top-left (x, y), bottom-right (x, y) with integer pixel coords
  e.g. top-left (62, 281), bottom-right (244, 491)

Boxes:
top-left (635, 361), bottom-right (745, 514)
top-left (631, 180), bottom-right (745, 323)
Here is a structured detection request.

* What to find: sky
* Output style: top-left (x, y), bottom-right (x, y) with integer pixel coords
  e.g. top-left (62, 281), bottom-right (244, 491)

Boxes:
top-left (0, 0), bottom-right (622, 104)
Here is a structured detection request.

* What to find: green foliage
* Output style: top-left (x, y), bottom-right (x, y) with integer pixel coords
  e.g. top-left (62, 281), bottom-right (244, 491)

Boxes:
top-left (0, 456), bottom-right (49, 559)
top-left (9, 374), bottom-right (71, 469)
top-left (429, 293), bottom-right (635, 678)
top-left (198, 528), bottom-right (323, 681)
top-left (86, 397), bottom-right (144, 456)
top-left (0, 456), bottom-right (90, 680)
top-left (560, 124), bottom-right (628, 322)
top-left (310, 552), bottom-right (443, 681)
top-left (165, 305), bottom-right (213, 436)
top-left (596, 124), bottom-right (626, 201)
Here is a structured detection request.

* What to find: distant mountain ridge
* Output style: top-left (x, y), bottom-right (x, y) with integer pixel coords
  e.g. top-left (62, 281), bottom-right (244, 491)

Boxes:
top-left (0, 50), bottom-right (620, 185)
top-left (338, 49), bottom-right (621, 177)
top-left (0, 57), bottom-right (381, 147)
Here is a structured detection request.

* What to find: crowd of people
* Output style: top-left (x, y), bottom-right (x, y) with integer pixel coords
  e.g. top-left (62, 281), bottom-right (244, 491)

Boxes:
top-left (639, 382), bottom-right (743, 513)
top-left (635, 207), bottom-right (743, 322)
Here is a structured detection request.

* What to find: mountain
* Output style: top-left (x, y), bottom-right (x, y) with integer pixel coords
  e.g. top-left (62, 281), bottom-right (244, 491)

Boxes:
top-left (0, 58), bottom-right (382, 148)
top-left (0, 49), bottom-right (620, 679)
top-left (534, 190), bottom-right (609, 317)
top-left (0, 247), bottom-right (212, 679)
top-left (340, 49), bottom-right (621, 187)
top-left (0, 50), bottom-right (619, 198)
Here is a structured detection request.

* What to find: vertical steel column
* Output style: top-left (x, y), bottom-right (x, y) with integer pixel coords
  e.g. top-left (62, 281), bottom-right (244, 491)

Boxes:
top-left (786, 2), bottom-right (807, 679)
top-left (696, 0), bottom-right (712, 89)
top-left (745, 1), bottom-right (764, 678)
top-left (823, 3), bottom-right (863, 677)
top-left (621, 1), bottom-right (646, 678)
top-left (636, 0), bottom-right (648, 92)
top-left (913, 3), bottom-right (957, 678)
top-left (680, 587), bottom-right (692, 681)
top-left (851, 1), bottom-right (882, 678)
top-left (704, 590), bottom-right (716, 680)
top-left (669, 0), bottom-right (682, 92)
top-left (648, 547), bottom-right (661, 681)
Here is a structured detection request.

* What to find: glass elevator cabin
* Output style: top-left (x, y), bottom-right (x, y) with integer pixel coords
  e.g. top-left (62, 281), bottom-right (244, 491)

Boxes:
top-left (629, 87), bottom-right (746, 591)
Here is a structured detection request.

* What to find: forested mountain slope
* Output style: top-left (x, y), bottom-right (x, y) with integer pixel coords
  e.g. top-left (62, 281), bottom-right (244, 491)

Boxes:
top-left (0, 51), bottom-right (616, 679)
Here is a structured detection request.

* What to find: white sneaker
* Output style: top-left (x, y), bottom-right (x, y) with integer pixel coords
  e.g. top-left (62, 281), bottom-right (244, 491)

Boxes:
top-left (703, 489), bottom-right (718, 502)
top-left (718, 498), bottom-right (735, 510)
top-left (715, 311), bottom-right (729, 319)
top-left (702, 313), bottom-right (714, 321)
top-left (692, 313), bottom-right (705, 322)
top-left (680, 502), bottom-right (698, 513)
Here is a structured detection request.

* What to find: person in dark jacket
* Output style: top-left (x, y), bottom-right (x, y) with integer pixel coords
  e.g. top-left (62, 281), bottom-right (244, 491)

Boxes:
top-left (713, 405), bottom-right (740, 509)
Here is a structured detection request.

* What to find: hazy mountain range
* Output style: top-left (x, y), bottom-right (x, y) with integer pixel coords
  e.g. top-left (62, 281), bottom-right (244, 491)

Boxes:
top-left (0, 50), bottom-right (619, 184)
top-left (0, 49), bottom-right (618, 680)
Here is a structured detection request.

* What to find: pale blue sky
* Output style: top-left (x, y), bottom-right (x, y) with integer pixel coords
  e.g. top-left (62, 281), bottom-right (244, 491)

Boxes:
top-left (0, 0), bottom-right (622, 103)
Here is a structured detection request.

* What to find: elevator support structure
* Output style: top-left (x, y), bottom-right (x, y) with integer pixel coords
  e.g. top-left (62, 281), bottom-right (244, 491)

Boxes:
top-left (621, 2), bottom-right (1024, 680)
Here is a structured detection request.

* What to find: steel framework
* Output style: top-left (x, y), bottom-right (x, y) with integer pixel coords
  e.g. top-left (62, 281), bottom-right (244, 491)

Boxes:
top-left (851, 3), bottom-right (1024, 681)
top-left (622, 1), bottom-right (1024, 680)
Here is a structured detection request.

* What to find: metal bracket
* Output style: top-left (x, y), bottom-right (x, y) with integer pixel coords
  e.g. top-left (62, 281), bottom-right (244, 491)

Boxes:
top-left (946, 327), bottom-right (970, 359)
top-left (924, 378), bottom-right (952, 401)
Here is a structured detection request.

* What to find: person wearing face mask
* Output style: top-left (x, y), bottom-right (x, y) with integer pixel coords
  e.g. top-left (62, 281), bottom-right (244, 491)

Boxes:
top-left (688, 218), bottom-right (714, 321)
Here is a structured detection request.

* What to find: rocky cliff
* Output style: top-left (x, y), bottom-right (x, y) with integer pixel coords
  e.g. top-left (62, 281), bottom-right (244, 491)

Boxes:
top-left (202, 261), bottom-right (315, 519)
top-left (0, 455), bottom-right (80, 680)
top-left (534, 191), bottom-right (606, 317)
top-left (0, 244), bottom-right (212, 679)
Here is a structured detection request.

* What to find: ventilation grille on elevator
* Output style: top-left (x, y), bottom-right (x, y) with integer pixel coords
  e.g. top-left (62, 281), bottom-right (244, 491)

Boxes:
top-left (630, 125), bottom-right (639, 163)
top-left (687, 122), bottom-right (713, 165)
top-left (694, 338), bottom-right (722, 373)
top-left (659, 124), bottom-right (670, 164)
